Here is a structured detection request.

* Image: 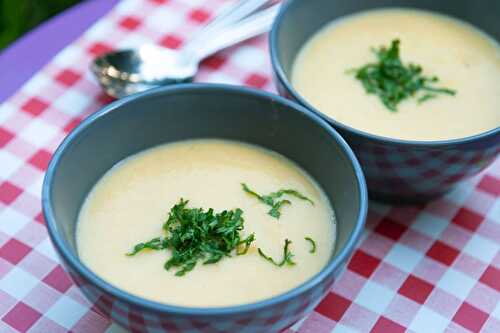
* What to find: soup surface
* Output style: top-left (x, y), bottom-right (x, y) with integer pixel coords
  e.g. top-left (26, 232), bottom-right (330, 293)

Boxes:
top-left (292, 9), bottom-right (500, 141)
top-left (77, 139), bottom-right (335, 307)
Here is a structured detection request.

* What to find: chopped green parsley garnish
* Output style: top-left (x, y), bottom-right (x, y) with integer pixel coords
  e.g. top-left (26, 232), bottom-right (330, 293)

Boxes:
top-left (349, 39), bottom-right (456, 111)
top-left (127, 199), bottom-right (255, 276)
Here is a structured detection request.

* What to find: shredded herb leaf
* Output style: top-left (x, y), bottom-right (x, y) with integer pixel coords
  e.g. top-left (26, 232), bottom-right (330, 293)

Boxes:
top-left (268, 199), bottom-right (291, 219)
top-left (348, 39), bottom-right (456, 112)
top-left (127, 199), bottom-right (255, 276)
top-left (126, 237), bottom-right (168, 256)
top-left (241, 183), bottom-right (314, 219)
top-left (236, 233), bottom-right (255, 255)
top-left (258, 239), bottom-right (296, 267)
top-left (305, 237), bottom-right (316, 253)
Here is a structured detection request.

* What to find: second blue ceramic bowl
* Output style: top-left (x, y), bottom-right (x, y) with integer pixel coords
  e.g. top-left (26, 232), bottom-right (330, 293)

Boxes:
top-left (42, 84), bottom-right (367, 333)
top-left (270, 0), bottom-right (500, 203)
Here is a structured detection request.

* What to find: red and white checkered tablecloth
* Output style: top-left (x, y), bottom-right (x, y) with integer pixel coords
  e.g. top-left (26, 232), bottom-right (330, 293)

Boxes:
top-left (0, 0), bottom-right (499, 332)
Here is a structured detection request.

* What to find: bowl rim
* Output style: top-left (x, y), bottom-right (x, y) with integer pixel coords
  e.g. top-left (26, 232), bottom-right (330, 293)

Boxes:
top-left (42, 83), bottom-right (368, 316)
top-left (269, 0), bottom-right (500, 148)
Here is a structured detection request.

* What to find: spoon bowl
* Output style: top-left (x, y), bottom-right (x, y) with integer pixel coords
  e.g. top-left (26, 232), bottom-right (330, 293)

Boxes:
top-left (91, 45), bottom-right (197, 98)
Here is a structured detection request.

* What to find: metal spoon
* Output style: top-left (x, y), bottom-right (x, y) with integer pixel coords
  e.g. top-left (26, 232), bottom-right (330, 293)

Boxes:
top-left (91, 1), bottom-right (280, 98)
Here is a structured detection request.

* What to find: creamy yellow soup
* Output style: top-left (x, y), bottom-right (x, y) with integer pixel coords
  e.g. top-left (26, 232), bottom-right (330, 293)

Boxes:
top-left (292, 9), bottom-right (500, 141)
top-left (77, 139), bottom-right (335, 307)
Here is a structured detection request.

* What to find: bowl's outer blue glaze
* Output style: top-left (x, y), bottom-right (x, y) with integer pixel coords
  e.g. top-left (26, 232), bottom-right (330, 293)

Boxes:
top-left (42, 84), bottom-right (367, 332)
top-left (270, 0), bottom-right (500, 203)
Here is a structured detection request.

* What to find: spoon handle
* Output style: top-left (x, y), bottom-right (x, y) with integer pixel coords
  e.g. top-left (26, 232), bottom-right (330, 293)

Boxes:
top-left (189, 0), bottom-right (275, 44)
top-left (185, 4), bottom-right (281, 61)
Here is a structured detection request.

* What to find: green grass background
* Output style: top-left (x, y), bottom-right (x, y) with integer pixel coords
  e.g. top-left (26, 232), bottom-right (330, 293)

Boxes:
top-left (0, 0), bottom-right (82, 50)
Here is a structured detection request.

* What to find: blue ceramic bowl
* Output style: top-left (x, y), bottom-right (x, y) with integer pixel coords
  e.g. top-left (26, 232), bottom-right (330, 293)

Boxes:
top-left (42, 84), bottom-right (367, 333)
top-left (270, 0), bottom-right (500, 203)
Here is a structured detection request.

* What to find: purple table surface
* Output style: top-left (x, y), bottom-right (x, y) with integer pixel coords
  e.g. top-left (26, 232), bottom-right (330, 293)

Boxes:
top-left (0, 0), bottom-right (119, 103)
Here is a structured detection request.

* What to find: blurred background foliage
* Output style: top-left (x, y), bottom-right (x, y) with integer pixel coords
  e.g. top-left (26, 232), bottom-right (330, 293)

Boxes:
top-left (0, 0), bottom-right (82, 50)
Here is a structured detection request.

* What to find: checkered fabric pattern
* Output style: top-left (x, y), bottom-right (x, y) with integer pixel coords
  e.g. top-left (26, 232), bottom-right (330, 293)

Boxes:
top-left (0, 0), bottom-right (498, 332)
